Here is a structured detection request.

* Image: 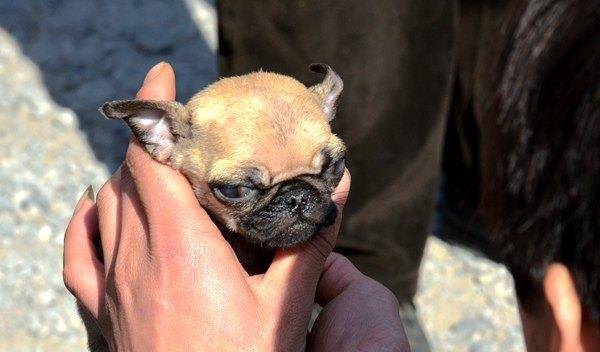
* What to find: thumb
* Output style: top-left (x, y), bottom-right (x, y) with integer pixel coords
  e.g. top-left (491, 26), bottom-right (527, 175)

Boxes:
top-left (136, 61), bottom-right (176, 100)
top-left (315, 252), bottom-right (365, 306)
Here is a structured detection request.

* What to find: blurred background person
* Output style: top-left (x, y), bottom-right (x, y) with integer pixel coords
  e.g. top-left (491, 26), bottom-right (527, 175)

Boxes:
top-left (216, 1), bottom-right (599, 351)
top-left (215, 2), bottom-right (502, 349)
top-left (481, 1), bottom-right (600, 351)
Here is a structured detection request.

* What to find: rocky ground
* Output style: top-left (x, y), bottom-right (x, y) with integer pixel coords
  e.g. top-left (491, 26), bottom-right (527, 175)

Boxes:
top-left (0, 1), bottom-right (524, 351)
top-left (415, 238), bottom-right (525, 352)
top-left (0, 26), bottom-right (104, 351)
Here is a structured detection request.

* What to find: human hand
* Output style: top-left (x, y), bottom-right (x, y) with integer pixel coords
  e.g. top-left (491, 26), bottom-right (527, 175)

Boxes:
top-left (63, 62), bottom-right (352, 351)
top-left (307, 253), bottom-right (411, 352)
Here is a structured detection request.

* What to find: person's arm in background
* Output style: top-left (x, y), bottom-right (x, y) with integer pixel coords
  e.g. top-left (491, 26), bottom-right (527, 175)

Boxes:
top-left (63, 63), bottom-right (410, 352)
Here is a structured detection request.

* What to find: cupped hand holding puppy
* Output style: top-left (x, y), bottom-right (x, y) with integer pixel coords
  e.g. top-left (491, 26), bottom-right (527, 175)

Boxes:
top-left (63, 63), bottom-right (408, 351)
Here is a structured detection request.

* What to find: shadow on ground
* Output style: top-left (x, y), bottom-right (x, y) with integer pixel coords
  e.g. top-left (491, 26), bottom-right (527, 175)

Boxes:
top-left (0, 0), bottom-right (217, 172)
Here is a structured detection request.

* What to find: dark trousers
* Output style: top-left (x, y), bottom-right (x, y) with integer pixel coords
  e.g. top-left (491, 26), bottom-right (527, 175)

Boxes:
top-left (217, 0), bottom-right (504, 301)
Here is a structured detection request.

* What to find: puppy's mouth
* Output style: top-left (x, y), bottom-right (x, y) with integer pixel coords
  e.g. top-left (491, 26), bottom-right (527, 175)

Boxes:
top-left (239, 184), bottom-right (337, 249)
top-left (243, 203), bottom-right (337, 249)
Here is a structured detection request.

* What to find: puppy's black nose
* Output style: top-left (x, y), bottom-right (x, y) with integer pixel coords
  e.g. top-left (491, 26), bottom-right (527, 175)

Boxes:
top-left (285, 193), bottom-right (306, 212)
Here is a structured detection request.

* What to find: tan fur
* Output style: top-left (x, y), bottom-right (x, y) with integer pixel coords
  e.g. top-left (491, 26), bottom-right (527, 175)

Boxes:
top-left (172, 72), bottom-right (343, 181)
top-left (102, 66), bottom-right (345, 234)
top-left (167, 71), bottom-right (344, 231)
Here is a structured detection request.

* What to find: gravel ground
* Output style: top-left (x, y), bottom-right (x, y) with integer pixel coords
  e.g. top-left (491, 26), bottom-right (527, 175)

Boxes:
top-left (0, 27), bottom-right (106, 351)
top-left (0, 0), bottom-right (217, 172)
top-left (415, 237), bottom-right (526, 352)
top-left (0, 1), bottom-right (525, 351)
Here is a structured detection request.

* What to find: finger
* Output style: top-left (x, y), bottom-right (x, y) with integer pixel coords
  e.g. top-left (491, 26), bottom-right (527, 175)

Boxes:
top-left (123, 64), bottom-right (234, 261)
top-left (331, 169), bottom-right (351, 206)
top-left (96, 168), bottom-right (122, 267)
top-left (124, 64), bottom-right (225, 245)
top-left (262, 170), bottom-right (351, 296)
top-left (136, 61), bottom-right (176, 100)
top-left (129, 61), bottom-right (198, 221)
top-left (314, 252), bottom-right (364, 306)
top-left (63, 186), bottom-right (106, 319)
top-left (118, 162), bottom-right (149, 242)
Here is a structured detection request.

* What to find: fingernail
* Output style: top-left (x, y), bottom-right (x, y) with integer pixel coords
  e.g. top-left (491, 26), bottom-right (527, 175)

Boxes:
top-left (75, 185), bottom-right (95, 212)
top-left (143, 61), bottom-right (166, 85)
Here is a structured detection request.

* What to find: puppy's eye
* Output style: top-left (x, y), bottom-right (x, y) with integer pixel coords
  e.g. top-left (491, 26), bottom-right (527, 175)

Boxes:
top-left (213, 184), bottom-right (257, 202)
top-left (328, 157), bottom-right (346, 177)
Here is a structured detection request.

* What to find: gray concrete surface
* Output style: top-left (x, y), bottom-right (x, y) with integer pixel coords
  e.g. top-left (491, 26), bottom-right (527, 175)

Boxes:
top-left (0, 1), bottom-right (525, 351)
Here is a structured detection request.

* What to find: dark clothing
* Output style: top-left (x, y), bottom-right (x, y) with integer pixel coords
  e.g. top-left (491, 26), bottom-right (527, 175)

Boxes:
top-left (217, 0), bottom-right (506, 301)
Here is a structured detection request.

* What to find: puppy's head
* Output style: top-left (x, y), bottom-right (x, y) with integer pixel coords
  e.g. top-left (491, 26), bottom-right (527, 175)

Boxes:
top-left (101, 64), bottom-right (345, 248)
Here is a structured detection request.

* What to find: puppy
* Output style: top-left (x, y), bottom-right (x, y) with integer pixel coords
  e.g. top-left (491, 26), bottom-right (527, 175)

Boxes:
top-left (80, 64), bottom-right (346, 351)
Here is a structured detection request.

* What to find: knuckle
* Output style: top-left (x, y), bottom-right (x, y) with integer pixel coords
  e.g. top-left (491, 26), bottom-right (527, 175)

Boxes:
top-left (146, 218), bottom-right (178, 241)
top-left (150, 221), bottom-right (224, 263)
top-left (62, 265), bottom-right (72, 287)
top-left (62, 264), bottom-right (80, 296)
top-left (156, 230), bottom-right (226, 269)
top-left (125, 151), bottom-right (151, 183)
top-left (152, 240), bottom-right (188, 269)
top-left (361, 277), bottom-right (400, 308)
top-left (96, 182), bottom-right (117, 211)
top-left (303, 231), bottom-right (335, 265)
top-left (326, 252), bottom-right (352, 271)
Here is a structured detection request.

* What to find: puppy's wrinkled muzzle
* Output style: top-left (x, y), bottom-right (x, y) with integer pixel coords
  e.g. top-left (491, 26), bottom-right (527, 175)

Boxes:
top-left (239, 181), bottom-right (335, 248)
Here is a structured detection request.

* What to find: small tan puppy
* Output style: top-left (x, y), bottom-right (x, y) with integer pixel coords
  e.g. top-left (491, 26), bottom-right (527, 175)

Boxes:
top-left (80, 64), bottom-right (345, 352)
top-left (102, 63), bottom-right (345, 263)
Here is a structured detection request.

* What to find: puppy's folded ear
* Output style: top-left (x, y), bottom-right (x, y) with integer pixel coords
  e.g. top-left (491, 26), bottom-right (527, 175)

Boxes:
top-left (100, 100), bottom-right (190, 163)
top-left (308, 63), bottom-right (343, 121)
